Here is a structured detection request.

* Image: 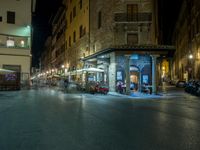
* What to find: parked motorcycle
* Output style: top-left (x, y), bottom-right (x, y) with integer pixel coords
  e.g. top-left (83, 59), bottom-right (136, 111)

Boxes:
top-left (185, 80), bottom-right (200, 97)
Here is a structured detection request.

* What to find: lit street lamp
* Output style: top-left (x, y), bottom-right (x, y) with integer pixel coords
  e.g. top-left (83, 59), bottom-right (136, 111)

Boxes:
top-left (188, 53), bottom-right (194, 80)
top-left (188, 54), bottom-right (193, 59)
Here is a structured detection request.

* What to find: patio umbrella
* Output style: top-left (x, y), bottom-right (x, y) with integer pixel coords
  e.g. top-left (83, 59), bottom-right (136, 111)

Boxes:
top-left (52, 74), bottom-right (61, 78)
top-left (0, 68), bottom-right (15, 74)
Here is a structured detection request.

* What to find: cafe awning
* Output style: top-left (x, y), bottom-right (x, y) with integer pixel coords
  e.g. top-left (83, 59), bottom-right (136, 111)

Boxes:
top-left (82, 68), bottom-right (104, 72)
top-left (0, 68), bottom-right (15, 74)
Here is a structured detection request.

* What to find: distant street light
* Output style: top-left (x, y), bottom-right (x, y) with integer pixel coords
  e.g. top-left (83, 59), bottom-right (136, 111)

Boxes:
top-left (188, 53), bottom-right (194, 80)
top-left (189, 54), bottom-right (193, 59)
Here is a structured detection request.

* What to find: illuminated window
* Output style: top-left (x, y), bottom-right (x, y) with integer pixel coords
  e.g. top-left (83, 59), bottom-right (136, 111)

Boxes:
top-left (20, 40), bottom-right (25, 47)
top-left (7, 11), bottom-right (15, 24)
top-left (6, 37), bottom-right (15, 47)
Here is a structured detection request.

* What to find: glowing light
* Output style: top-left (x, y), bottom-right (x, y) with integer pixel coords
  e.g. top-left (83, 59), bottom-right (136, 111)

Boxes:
top-left (6, 39), bottom-right (15, 47)
top-left (189, 54), bottom-right (193, 59)
top-left (20, 40), bottom-right (25, 47)
top-left (61, 65), bottom-right (65, 68)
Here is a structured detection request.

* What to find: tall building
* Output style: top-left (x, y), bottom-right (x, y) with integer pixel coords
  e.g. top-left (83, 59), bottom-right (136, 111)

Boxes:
top-left (173, 0), bottom-right (200, 81)
top-left (41, 36), bottom-right (52, 74)
top-left (0, 0), bottom-right (36, 85)
top-left (51, 4), bottom-right (66, 77)
top-left (64, 0), bottom-right (89, 80)
top-left (41, 0), bottom-right (175, 94)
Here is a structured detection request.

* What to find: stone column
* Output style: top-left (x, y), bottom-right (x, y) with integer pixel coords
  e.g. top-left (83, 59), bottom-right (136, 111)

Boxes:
top-left (168, 58), bottom-right (173, 80)
top-left (109, 52), bottom-right (116, 92)
top-left (125, 55), bottom-right (131, 95)
top-left (159, 60), bottom-right (163, 85)
top-left (96, 72), bottom-right (99, 82)
top-left (151, 55), bottom-right (158, 94)
top-left (139, 71), bottom-right (142, 92)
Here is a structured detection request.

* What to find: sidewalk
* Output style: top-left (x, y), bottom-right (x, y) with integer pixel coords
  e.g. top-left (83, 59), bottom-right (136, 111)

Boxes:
top-left (108, 84), bottom-right (184, 99)
top-left (108, 91), bottom-right (162, 99)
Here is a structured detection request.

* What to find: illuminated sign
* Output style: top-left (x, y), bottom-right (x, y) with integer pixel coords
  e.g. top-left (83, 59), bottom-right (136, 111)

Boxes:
top-left (130, 54), bottom-right (139, 60)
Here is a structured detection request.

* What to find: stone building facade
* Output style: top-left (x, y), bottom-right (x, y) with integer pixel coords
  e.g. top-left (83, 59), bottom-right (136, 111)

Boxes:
top-left (83, 0), bottom-right (174, 94)
top-left (40, 2), bottom-right (67, 77)
top-left (40, 36), bottom-right (52, 73)
top-left (51, 6), bottom-right (66, 76)
top-left (173, 0), bottom-right (200, 81)
top-left (64, 0), bottom-right (89, 80)
top-left (40, 0), bottom-right (175, 94)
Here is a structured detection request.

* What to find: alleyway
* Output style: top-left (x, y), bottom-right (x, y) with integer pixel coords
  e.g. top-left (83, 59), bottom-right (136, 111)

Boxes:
top-left (0, 88), bottom-right (200, 150)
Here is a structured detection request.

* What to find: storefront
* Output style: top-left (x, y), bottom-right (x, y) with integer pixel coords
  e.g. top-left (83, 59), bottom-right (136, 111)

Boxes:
top-left (81, 45), bottom-right (175, 95)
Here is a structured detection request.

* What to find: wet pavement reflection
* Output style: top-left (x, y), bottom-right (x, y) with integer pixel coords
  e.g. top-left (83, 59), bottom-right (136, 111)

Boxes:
top-left (0, 88), bottom-right (200, 150)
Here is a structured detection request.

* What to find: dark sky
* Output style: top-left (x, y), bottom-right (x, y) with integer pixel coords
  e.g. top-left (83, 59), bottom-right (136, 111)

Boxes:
top-left (32, 0), bottom-right (63, 67)
top-left (158, 0), bottom-right (182, 44)
top-left (32, 0), bottom-right (182, 67)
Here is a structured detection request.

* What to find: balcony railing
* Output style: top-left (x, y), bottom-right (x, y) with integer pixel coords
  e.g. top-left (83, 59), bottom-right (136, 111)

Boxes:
top-left (114, 13), bottom-right (152, 22)
top-left (0, 34), bottom-right (30, 49)
top-left (0, 43), bottom-right (30, 49)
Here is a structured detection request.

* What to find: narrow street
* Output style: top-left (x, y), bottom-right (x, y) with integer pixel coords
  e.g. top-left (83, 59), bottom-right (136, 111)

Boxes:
top-left (0, 88), bottom-right (200, 150)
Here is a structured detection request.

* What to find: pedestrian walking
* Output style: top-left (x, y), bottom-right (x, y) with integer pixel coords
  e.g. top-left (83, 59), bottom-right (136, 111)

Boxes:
top-left (64, 79), bottom-right (69, 92)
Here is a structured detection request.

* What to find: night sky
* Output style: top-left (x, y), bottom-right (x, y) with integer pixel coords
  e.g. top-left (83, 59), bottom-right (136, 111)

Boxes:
top-left (32, 0), bottom-right (63, 67)
top-left (32, 0), bottom-right (182, 67)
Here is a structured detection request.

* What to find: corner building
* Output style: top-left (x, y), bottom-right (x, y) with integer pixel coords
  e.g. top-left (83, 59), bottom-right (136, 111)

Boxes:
top-left (65, 0), bottom-right (174, 94)
top-left (0, 0), bottom-right (35, 86)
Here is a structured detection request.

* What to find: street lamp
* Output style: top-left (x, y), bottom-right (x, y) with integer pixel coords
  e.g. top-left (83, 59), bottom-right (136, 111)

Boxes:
top-left (188, 54), bottom-right (193, 59)
top-left (188, 53), bottom-right (194, 80)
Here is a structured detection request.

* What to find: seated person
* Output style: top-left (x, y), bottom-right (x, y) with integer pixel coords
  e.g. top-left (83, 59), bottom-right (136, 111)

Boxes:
top-left (141, 83), bottom-right (150, 94)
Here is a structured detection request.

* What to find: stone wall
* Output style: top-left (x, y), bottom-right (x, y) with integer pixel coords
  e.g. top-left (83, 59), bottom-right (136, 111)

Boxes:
top-left (173, 0), bottom-right (200, 80)
top-left (89, 0), bottom-right (115, 53)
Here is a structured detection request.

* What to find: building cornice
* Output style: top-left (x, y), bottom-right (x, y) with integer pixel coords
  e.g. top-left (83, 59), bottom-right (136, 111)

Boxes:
top-left (82, 45), bottom-right (175, 61)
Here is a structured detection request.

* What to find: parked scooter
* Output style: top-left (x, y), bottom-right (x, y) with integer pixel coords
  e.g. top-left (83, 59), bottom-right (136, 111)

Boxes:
top-left (185, 80), bottom-right (200, 97)
top-left (87, 82), bottom-right (109, 95)
top-left (185, 80), bottom-right (195, 93)
top-left (94, 83), bottom-right (109, 95)
top-left (194, 81), bottom-right (200, 96)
